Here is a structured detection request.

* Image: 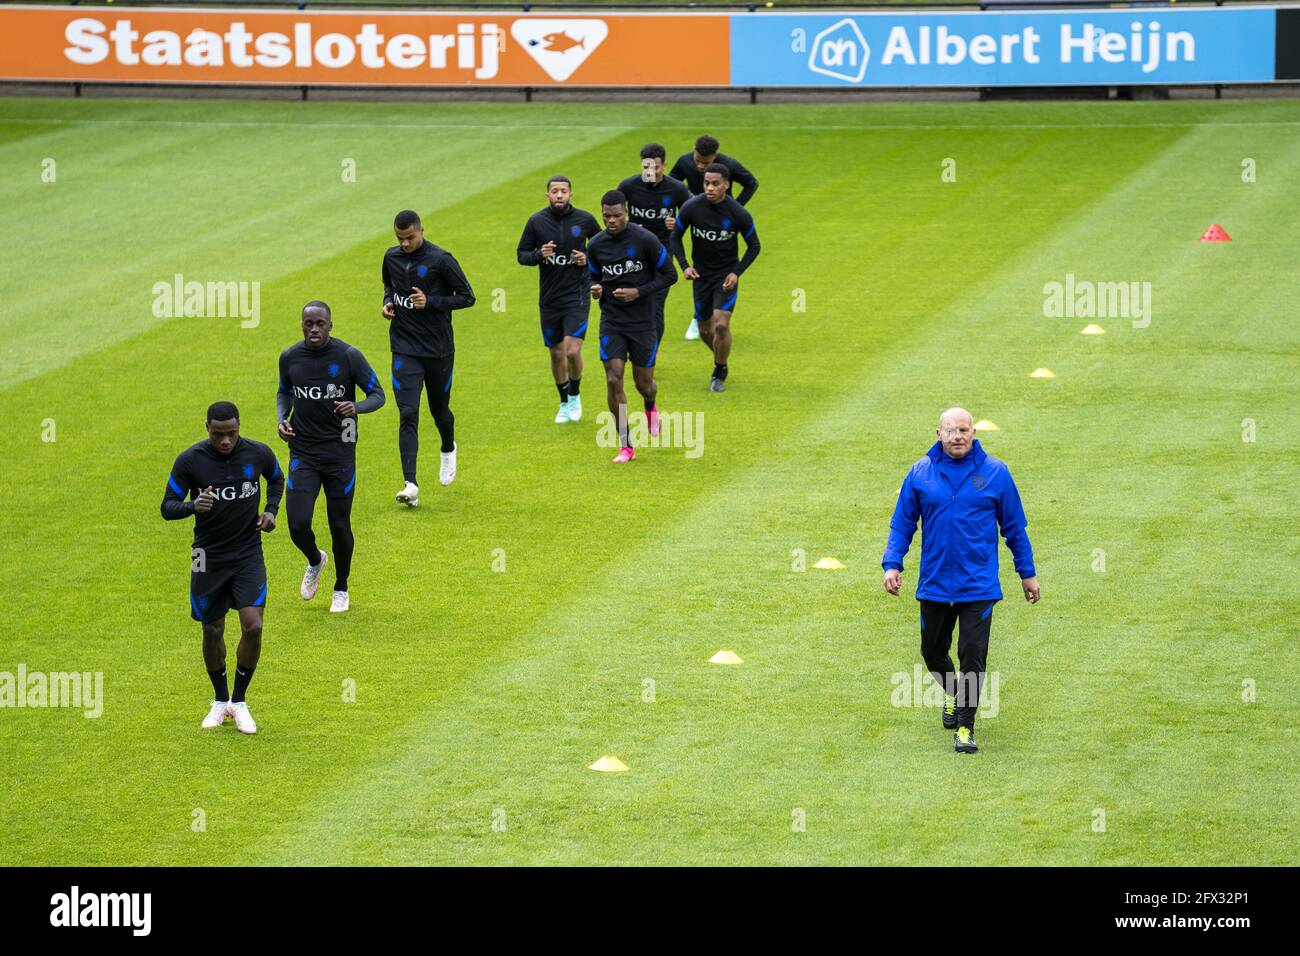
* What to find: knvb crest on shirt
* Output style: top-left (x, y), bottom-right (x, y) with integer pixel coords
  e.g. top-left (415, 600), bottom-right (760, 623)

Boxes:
top-left (511, 19), bottom-right (609, 82)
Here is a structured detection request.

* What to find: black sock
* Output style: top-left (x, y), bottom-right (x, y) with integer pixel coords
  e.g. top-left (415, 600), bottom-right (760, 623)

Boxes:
top-left (568, 377), bottom-right (580, 398)
top-left (207, 666), bottom-right (229, 702)
top-left (557, 381), bottom-right (569, 403)
top-left (231, 665), bottom-right (256, 704)
top-left (713, 363), bottom-right (728, 381)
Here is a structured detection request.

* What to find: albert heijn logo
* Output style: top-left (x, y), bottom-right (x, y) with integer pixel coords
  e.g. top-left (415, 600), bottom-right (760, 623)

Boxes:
top-left (809, 17), bottom-right (871, 83)
top-left (511, 19), bottom-right (609, 82)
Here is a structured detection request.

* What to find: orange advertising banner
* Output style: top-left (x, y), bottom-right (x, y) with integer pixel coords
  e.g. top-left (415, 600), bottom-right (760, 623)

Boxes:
top-left (0, 6), bottom-right (731, 86)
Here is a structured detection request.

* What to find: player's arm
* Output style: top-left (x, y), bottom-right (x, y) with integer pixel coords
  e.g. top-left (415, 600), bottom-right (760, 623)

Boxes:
top-left (381, 256), bottom-right (396, 318)
top-left (996, 468), bottom-right (1039, 601)
top-left (347, 347), bottom-right (386, 414)
top-left (276, 350), bottom-right (295, 440)
top-left (161, 451), bottom-right (199, 520)
top-left (732, 159), bottom-right (759, 206)
top-left (259, 445), bottom-right (284, 530)
top-left (516, 218), bottom-right (543, 267)
top-left (881, 470), bottom-right (921, 593)
top-left (670, 209), bottom-right (691, 272)
top-left (639, 238), bottom-right (678, 298)
top-left (736, 207), bottom-right (761, 275)
top-left (428, 253), bottom-right (476, 311)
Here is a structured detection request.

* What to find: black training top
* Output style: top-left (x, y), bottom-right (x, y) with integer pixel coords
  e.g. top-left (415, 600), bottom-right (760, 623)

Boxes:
top-left (381, 241), bottom-right (475, 358)
top-left (672, 194), bottom-right (761, 277)
top-left (516, 204), bottom-right (601, 309)
top-left (586, 223), bottom-right (678, 331)
top-left (276, 337), bottom-right (385, 460)
top-left (669, 152), bottom-right (759, 206)
top-left (161, 436), bottom-right (284, 566)
top-left (617, 174), bottom-right (692, 245)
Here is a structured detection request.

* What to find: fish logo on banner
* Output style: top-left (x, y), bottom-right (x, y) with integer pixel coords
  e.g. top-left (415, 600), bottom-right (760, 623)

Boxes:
top-left (511, 19), bottom-right (609, 82)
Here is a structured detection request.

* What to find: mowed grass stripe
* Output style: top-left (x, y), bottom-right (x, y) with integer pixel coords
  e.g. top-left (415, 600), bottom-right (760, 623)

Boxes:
top-left (0, 103), bottom-right (633, 386)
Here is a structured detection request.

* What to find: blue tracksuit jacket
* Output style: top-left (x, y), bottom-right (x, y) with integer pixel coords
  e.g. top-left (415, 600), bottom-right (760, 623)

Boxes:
top-left (881, 440), bottom-right (1035, 603)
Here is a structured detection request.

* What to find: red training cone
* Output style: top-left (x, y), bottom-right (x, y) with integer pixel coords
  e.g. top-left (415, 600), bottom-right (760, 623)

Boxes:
top-left (1199, 224), bottom-right (1231, 242)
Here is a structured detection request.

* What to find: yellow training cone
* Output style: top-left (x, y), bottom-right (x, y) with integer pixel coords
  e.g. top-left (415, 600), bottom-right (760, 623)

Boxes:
top-left (973, 420), bottom-right (999, 431)
top-left (589, 756), bottom-right (629, 772)
top-left (1029, 368), bottom-right (1056, 379)
top-left (1080, 324), bottom-right (1105, 335)
top-left (814, 557), bottom-right (845, 570)
top-left (709, 649), bottom-right (744, 665)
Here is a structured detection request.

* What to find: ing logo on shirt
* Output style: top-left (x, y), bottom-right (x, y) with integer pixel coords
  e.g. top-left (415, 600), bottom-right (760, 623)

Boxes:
top-left (293, 384), bottom-right (347, 400)
top-left (692, 226), bottom-right (736, 241)
top-left (602, 260), bottom-right (644, 278)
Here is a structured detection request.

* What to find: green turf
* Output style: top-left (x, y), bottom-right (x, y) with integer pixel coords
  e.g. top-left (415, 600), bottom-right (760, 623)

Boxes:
top-left (1, 96), bottom-right (1297, 865)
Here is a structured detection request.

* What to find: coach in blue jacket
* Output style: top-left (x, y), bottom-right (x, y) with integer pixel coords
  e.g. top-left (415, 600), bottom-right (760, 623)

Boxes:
top-left (882, 408), bottom-right (1040, 754)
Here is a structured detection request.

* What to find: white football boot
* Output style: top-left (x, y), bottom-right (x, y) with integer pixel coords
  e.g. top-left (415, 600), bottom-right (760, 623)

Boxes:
top-left (396, 481), bottom-right (419, 508)
top-left (685, 318), bottom-right (701, 341)
top-left (554, 402), bottom-right (571, 424)
top-left (201, 700), bottom-right (232, 729)
top-left (300, 550), bottom-right (328, 600)
top-left (330, 591), bottom-right (350, 614)
top-left (567, 395), bottom-right (583, 422)
top-left (229, 701), bottom-right (257, 735)
top-left (440, 443), bottom-right (457, 486)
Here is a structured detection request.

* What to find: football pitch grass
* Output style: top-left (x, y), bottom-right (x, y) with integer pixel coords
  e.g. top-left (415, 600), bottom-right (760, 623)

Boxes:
top-left (1, 95), bottom-right (1297, 866)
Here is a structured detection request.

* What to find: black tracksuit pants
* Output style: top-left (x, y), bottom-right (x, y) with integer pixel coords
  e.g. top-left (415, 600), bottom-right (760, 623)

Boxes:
top-left (919, 599), bottom-right (995, 729)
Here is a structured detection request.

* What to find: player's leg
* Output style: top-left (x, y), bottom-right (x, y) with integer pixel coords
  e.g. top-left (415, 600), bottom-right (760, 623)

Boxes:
top-left (709, 309), bottom-right (733, 391)
top-left (542, 317), bottom-right (570, 423)
top-left (629, 328), bottom-right (660, 439)
top-left (393, 354), bottom-right (424, 505)
top-left (953, 601), bottom-right (994, 752)
top-left (562, 307), bottom-right (588, 421)
top-left (684, 281), bottom-right (700, 341)
top-left (919, 600), bottom-right (960, 730)
top-left (200, 619), bottom-right (230, 728)
top-left (193, 565), bottom-right (233, 728)
top-left (654, 288), bottom-right (668, 345)
top-left (324, 465), bottom-right (356, 613)
top-left (227, 564), bottom-right (268, 734)
top-left (603, 342), bottom-right (633, 462)
top-left (425, 354), bottom-right (456, 485)
top-left (549, 342), bottom-right (570, 422)
top-left (708, 280), bottom-right (737, 391)
top-left (694, 283), bottom-right (715, 349)
top-left (287, 462), bottom-right (328, 599)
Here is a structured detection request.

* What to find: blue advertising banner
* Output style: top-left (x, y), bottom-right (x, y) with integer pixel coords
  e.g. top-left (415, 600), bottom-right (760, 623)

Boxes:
top-left (730, 8), bottom-right (1278, 87)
